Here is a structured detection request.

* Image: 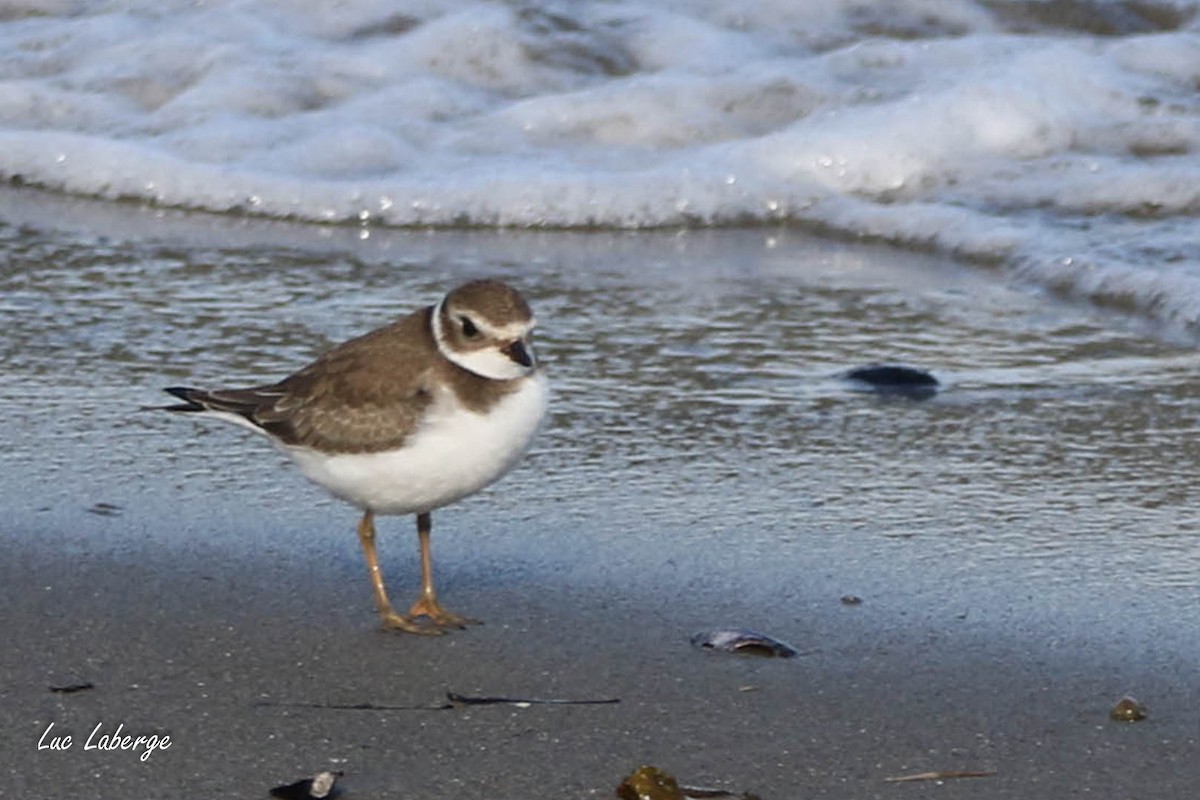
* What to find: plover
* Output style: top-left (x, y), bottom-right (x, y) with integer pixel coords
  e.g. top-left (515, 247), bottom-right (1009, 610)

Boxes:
top-left (158, 279), bottom-right (547, 633)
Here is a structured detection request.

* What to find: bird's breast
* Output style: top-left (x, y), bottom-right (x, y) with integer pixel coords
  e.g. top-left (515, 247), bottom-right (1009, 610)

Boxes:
top-left (284, 372), bottom-right (548, 515)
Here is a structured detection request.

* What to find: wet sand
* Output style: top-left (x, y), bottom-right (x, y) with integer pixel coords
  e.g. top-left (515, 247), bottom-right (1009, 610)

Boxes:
top-left (3, 189), bottom-right (1200, 797)
top-left (4, 508), bottom-right (1198, 799)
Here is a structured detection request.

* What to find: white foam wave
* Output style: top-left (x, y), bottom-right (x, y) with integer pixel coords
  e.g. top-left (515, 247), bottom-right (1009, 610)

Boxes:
top-left (1, 1), bottom-right (1198, 328)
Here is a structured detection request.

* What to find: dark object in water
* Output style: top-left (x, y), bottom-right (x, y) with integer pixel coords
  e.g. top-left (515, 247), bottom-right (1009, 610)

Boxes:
top-left (270, 770), bottom-right (342, 800)
top-left (841, 364), bottom-right (939, 399)
top-left (617, 765), bottom-right (683, 800)
top-left (1110, 695), bottom-right (1147, 722)
top-left (690, 628), bottom-right (798, 658)
top-left (840, 594), bottom-right (863, 606)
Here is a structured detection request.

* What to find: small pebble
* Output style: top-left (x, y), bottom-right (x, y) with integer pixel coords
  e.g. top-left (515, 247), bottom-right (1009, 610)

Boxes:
top-left (1109, 696), bottom-right (1147, 722)
top-left (617, 766), bottom-right (683, 800)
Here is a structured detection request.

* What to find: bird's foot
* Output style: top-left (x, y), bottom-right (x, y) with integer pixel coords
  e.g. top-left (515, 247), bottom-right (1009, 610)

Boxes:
top-left (378, 609), bottom-right (446, 635)
top-left (407, 595), bottom-right (480, 630)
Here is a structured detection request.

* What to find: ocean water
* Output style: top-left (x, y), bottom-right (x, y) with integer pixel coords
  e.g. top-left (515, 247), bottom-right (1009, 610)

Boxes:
top-left (0, 0), bottom-right (1198, 332)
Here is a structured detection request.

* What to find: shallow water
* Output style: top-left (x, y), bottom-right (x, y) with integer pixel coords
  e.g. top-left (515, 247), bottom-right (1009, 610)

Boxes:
top-left (3, 192), bottom-right (1199, 631)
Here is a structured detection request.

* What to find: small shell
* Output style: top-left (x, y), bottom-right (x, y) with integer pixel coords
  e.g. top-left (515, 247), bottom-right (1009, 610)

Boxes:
top-left (1110, 696), bottom-right (1147, 722)
top-left (690, 628), bottom-right (798, 658)
top-left (270, 770), bottom-right (342, 800)
top-left (308, 772), bottom-right (339, 799)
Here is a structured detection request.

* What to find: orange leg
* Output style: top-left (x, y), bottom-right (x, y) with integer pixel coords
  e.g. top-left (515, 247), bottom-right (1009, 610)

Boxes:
top-left (406, 511), bottom-right (479, 629)
top-left (356, 510), bottom-right (441, 635)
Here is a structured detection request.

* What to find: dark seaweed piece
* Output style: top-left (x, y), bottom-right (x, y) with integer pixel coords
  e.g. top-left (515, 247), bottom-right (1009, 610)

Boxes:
top-left (678, 786), bottom-right (763, 799)
top-left (841, 364), bottom-right (939, 400)
top-left (49, 682), bottom-right (95, 694)
top-left (690, 628), bottom-right (798, 658)
top-left (254, 692), bottom-right (618, 712)
top-left (255, 699), bottom-right (452, 711)
top-left (884, 770), bottom-right (996, 783)
top-left (447, 691), bottom-right (619, 706)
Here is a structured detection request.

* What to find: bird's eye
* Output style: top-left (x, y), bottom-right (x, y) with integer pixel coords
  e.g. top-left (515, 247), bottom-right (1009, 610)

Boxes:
top-left (460, 316), bottom-right (479, 338)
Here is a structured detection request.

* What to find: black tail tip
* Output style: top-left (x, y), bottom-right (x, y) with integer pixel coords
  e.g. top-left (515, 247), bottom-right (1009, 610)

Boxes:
top-left (164, 386), bottom-right (196, 402)
top-left (158, 386), bottom-right (206, 412)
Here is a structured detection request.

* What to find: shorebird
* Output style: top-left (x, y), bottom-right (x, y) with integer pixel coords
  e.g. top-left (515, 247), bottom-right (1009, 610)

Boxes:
top-left (158, 279), bottom-right (547, 633)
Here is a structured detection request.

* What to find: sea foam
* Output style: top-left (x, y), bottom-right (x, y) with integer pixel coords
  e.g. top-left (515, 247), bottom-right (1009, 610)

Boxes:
top-left (0, 1), bottom-right (1198, 327)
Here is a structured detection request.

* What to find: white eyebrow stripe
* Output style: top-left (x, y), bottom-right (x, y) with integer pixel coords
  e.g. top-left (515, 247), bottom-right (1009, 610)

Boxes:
top-left (486, 319), bottom-right (536, 339)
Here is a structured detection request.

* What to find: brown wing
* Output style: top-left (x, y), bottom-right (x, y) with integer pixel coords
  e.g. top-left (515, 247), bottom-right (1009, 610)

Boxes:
top-left (177, 307), bottom-right (439, 454)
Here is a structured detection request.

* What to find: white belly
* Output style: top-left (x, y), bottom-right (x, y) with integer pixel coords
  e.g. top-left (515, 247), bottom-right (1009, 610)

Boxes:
top-left (284, 373), bottom-right (547, 515)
